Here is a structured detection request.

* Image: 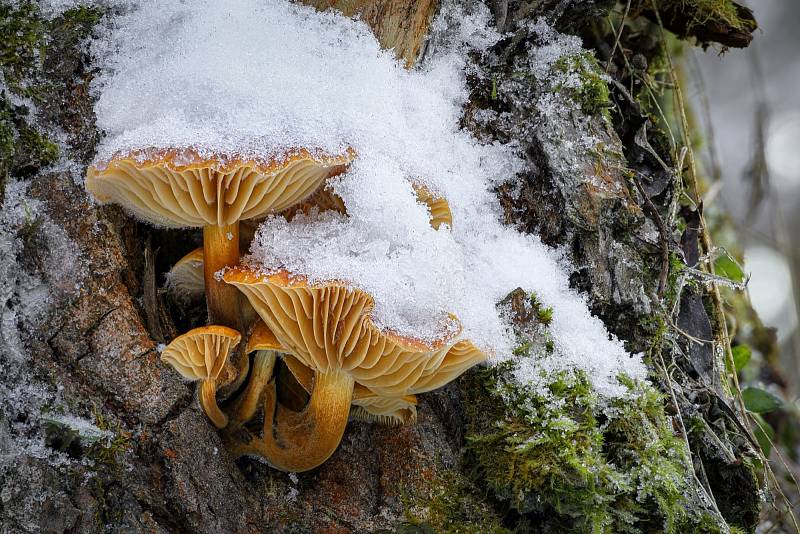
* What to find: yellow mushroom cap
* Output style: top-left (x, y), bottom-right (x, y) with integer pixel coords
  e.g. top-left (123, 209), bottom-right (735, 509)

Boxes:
top-left (86, 147), bottom-right (354, 228)
top-left (166, 248), bottom-right (205, 300)
top-left (161, 325), bottom-right (241, 381)
top-left (223, 267), bottom-right (462, 397)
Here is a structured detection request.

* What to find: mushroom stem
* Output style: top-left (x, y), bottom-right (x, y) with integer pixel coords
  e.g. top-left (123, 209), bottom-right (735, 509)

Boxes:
top-left (199, 378), bottom-right (229, 429)
top-left (229, 350), bottom-right (277, 425)
top-left (203, 223), bottom-right (241, 329)
top-left (229, 369), bottom-right (354, 472)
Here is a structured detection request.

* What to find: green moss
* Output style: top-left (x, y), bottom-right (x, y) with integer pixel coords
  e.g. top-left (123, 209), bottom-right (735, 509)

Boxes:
top-left (0, 92), bottom-right (60, 198)
top-left (0, 2), bottom-right (46, 91)
top-left (0, 2), bottom-right (103, 199)
top-left (662, 0), bottom-right (756, 34)
top-left (399, 470), bottom-right (508, 534)
top-left (462, 362), bottom-right (722, 532)
top-left (553, 52), bottom-right (611, 118)
top-left (88, 405), bottom-right (132, 468)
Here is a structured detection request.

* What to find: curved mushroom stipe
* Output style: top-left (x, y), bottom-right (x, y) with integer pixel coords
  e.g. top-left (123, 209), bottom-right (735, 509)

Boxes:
top-left (161, 325), bottom-right (241, 429)
top-left (228, 321), bottom-right (284, 425)
top-left (86, 147), bottom-right (353, 329)
top-left (229, 369), bottom-right (355, 472)
top-left (200, 379), bottom-right (228, 428)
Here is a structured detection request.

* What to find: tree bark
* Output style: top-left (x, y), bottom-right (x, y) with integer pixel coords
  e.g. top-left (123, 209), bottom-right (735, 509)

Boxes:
top-left (0, 1), bottom-right (763, 532)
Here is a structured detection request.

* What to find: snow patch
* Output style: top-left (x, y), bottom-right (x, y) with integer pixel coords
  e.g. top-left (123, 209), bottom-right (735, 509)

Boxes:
top-left (90, 0), bottom-right (646, 396)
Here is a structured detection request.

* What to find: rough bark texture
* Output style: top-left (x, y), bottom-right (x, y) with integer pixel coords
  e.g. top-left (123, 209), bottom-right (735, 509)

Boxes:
top-left (0, 1), bottom-right (762, 533)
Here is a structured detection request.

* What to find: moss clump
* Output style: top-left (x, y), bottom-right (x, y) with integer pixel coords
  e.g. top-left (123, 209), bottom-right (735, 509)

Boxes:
top-left (553, 52), bottom-right (611, 118)
top-left (0, 2), bottom-right (46, 90)
top-left (399, 470), bottom-right (508, 534)
top-left (462, 362), bottom-right (723, 532)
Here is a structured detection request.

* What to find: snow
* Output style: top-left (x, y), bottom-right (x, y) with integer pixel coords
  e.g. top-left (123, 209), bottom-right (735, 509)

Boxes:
top-left (90, 0), bottom-right (646, 396)
top-left (43, 414), bottom-right (115, 444)
top-left (0, 179), bottom-right (87, 463)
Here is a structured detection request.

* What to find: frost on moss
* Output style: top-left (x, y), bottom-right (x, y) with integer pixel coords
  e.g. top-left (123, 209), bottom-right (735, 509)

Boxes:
top-left (0, 2), bottom-right (104, 199)
top-left (552, 52), bottom-right (611, 118)
top-left (399, 470), bottom-right (508, 534)
top-left (462, 359), bottom-right (726, 533)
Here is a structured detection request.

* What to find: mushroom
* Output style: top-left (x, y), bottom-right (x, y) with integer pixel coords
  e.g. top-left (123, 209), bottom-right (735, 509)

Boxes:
top-left (228, 321), bottom-right (281, 425)
top-left (160, 325), bottom-right (241, 428)
top-left (351, 394), bottom-right (418, 426)
top-left (281, 181), bottom-right (452, 231)
top-left (222, 267), bottom-right (476, 471)
top-left (410, 183), bottom-right (452, 230)
top-left (166, 248), bottom-right (205, 301)
top-left (86, 147), bottom-right (353, 329)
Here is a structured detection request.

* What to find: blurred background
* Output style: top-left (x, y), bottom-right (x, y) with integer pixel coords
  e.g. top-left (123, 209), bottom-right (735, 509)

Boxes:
top-left (689, 0), bottom-right (800, 396)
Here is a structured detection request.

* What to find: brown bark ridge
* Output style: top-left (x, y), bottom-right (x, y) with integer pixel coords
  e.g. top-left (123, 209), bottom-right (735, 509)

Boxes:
top-left (298, 0), bottom-right (437, 66)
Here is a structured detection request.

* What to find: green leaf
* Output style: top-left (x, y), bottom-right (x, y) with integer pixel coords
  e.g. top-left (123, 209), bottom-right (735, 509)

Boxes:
top-left (714, 251), bottom-right (745, 283)
top-left (750, 413), bottom-right (774, 457)
top-left (732, 344), bottom-right (752, 372)
top-left (742, 387), bottom-right (783, 414)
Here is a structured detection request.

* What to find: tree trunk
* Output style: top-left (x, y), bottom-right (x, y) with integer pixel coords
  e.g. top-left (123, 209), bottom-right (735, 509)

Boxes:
top-left (0, 1), bottom-right (764, 532)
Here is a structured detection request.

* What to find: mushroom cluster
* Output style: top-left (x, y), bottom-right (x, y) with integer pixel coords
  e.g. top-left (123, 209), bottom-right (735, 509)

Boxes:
top-left (86, 147), bottom-right (486, 472)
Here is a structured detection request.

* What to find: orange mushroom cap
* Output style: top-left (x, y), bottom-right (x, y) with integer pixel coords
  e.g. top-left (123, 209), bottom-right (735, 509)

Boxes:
top-left (224, 267), bottom-right (462, 397)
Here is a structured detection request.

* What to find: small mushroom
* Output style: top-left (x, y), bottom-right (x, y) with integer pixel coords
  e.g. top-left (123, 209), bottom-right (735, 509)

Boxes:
top-left (351, 394), bottom-right (418, 426)
top-left (283, 181), bottom-right (453, 230)
top-left (86, 147), bottom-right (353, 330)
top-left (161, 325), bottom-right (241, 428)
top-left (222, 267), bottom-right (475, 472)
top-left (165, 248), bottom-right (205, 301)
